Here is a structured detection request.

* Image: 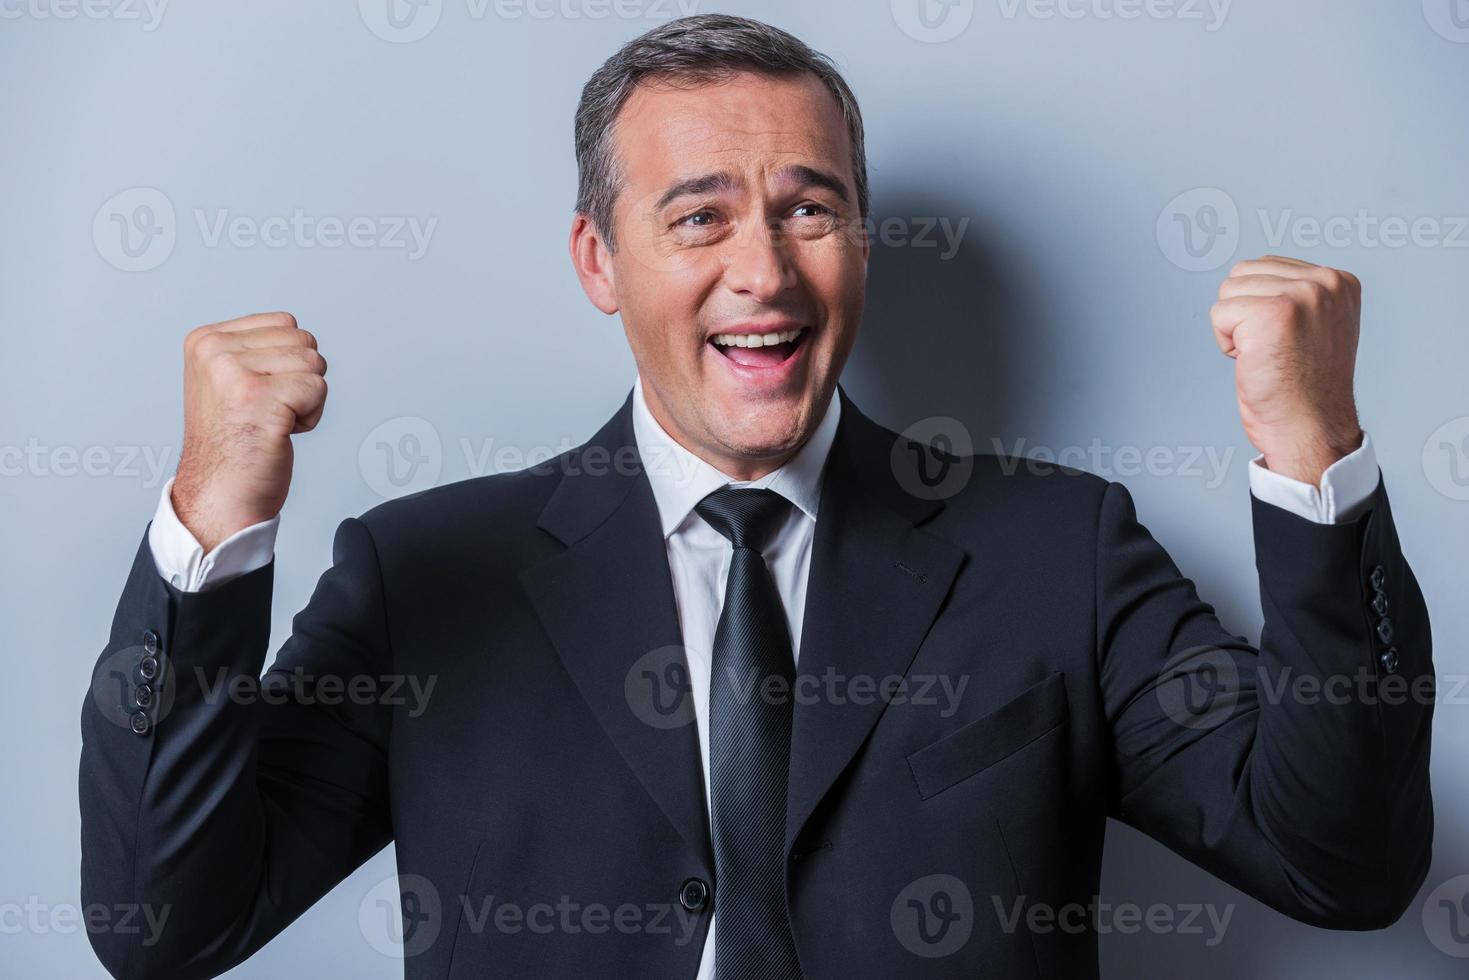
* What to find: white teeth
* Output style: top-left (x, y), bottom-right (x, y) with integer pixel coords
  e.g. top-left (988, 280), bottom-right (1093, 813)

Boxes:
top-left (711, 327), bottom-right (805, 347)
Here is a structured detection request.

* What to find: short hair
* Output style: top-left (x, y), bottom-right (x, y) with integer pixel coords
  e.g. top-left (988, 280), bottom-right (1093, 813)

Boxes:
top-left (573, 13), bottom-right (869, 252)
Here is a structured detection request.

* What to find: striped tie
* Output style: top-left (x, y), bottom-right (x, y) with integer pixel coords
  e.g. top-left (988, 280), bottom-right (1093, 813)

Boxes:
top-left (695, 486), bottom-right (804, 980)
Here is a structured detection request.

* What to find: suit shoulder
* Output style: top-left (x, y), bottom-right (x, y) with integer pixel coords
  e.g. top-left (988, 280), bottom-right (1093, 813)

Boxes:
top-left (884, 424), bottom-right (1113, 508)
top-left (349, 449), bottom-right (576, 556)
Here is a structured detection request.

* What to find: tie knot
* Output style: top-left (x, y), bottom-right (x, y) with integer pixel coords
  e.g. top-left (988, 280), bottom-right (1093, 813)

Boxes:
top-left (695, 487), bottom-right (791, 552)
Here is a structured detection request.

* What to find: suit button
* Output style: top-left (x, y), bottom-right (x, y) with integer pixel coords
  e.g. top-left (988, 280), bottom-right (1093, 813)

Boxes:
top-left (1376, 617), bottom-right (1395, 645)
top-left (134, 684), bottom-right (154, 708)
top-left (1371, 590), bottom-right (1389, 616)
top-left (1380, 648), bottom-right (1399, 674)
top-left (129, 711), bottom-right (150, 735)
top-left (138, 656), bottom-right (159, 682)
top-left (142, 629), bottom-right (159, 655)
top-left (679, 877), bottom-right (710, 912)
top-left (1370, 565), bottom-right (1385, 590)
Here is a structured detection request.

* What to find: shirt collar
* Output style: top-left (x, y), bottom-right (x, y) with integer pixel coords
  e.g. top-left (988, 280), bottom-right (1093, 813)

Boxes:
top-left (631, 374), bottom-right (841, 539)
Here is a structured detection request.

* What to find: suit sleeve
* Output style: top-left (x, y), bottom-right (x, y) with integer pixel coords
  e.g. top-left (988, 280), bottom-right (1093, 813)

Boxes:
top-left (79, 516), bottom-right (395, 979)
top-left (1096, 473), bottom-right (1433, 929)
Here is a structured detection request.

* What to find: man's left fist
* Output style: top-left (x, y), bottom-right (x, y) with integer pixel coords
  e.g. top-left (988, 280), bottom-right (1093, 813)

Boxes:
top-left (1210, 255), bottom-right (1365, 486)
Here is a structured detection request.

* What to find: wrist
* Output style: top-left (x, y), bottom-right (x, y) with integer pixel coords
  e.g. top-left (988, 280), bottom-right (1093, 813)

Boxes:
top-left (1261, 425), bottom-right (1363, 485)
top-left (170, 473), bottom-right (266, 554)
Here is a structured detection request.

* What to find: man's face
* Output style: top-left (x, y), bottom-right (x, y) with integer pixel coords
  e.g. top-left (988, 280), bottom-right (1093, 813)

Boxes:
top-left (574, 70), bottom-right (869, 477)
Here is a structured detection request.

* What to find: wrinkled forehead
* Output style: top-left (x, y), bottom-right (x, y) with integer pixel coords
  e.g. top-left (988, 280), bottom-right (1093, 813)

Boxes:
top-left (611, 71), bottom-right (854, 209)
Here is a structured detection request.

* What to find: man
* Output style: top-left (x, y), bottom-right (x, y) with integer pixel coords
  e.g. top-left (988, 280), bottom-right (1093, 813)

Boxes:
top-left (79, 14), bottom-right (1432, 980)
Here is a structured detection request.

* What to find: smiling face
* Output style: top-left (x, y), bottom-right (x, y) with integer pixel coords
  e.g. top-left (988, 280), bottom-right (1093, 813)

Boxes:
top-left (569, 70), bottom-right (869, 480)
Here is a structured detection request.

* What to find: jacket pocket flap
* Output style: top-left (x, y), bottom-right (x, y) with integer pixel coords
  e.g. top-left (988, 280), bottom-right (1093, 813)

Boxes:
top-left (906, 671), bottom-right (1069, 800)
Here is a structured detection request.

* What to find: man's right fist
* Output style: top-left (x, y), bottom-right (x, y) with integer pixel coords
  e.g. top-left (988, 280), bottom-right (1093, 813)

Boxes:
top-left (171, 312), bottom-right (328, 552)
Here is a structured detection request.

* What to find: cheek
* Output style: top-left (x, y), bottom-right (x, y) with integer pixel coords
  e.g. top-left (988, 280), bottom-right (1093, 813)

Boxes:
top-left (795, 242), bottom-right (865, 322)
top-left (616, 264), bottom-right (716, 365)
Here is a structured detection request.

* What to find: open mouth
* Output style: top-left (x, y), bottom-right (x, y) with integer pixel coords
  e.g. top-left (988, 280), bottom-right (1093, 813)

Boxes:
top-left (708, 326), bottom-right (810, 368)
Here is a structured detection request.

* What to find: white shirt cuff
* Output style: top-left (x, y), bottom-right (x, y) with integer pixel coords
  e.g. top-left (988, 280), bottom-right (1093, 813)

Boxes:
top-left (147, 476), bottom-right (279, 592)
top-left (1247, 430), bottom-right (1380, 525)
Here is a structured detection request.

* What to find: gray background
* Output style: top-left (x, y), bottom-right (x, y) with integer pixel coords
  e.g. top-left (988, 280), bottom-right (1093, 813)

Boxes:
top-left (4, 0), bottom-right (1467, 975)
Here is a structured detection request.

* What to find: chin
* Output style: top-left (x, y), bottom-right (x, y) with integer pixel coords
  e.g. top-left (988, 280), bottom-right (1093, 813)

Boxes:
top-left (708, 404), bottom-right (810, 461)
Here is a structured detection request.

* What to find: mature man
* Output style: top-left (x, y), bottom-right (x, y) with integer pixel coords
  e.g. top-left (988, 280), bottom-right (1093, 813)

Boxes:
top-left (80, 13), bottom-right (1432, 980)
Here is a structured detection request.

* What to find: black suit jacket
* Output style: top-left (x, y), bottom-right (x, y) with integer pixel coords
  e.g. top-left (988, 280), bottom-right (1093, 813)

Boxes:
top-left (80, 386), bottom-right (1434, 979)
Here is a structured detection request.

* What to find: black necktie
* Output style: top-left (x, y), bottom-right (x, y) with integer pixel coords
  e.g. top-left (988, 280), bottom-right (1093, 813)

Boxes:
top-left (695, 486), bottom-right (804, 980)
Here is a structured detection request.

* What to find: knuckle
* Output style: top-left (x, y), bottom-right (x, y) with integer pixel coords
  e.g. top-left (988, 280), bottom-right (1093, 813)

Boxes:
top-left (184, 324), bottom-right (214, 355)
top-left (1264, 295), bottom-right (1298, 323)
top-left (237, 372), bottom-right (269, 403)
top-left (194, 330), bottom-right (228, 360)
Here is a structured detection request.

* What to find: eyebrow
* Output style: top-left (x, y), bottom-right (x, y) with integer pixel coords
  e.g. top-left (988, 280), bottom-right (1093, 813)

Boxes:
top-left (652, 164), bottom-right (852, 213)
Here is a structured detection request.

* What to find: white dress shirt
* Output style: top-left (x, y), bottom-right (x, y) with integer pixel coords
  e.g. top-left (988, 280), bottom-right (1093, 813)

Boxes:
top-left (144, 381), bottom-right (1380, 978)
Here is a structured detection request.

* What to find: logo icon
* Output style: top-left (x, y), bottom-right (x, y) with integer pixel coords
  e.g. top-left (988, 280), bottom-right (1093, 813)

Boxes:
top-left (360, 872), bottom-right (443, 957)
top-left (891, 416), bottom-right (974, 501)
top-left (1423, 0), bottom-right (1469, 42)
top-left (1423, 417), bottom-right (1469, 501)
top-left (93, 187), bottom-right (176, 272)
top-left (1156, 187), bottom-right (1239, 272)
top-left (91, 644), bottom-right (177, 729)
top-left (1156, 644), bottom-right (1242, 731)
top-left (358, 0), bottom-right (443, 43)
top-left (891, 874), bottom-right (974, 957)
top-left (359, 416), bottom-right (443, 499)
top-left (1423, 874), bottom-right (1469, 957)
top-left (891, 0), bottom-right (975, 43)
top-left (625, 645), bottom-right (697, 730)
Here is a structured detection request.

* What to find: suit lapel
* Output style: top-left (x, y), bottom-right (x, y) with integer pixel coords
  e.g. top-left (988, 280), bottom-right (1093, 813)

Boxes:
top-left (519, 392), bottom-right (713, 867)
top-left (518, 386), bottom-right (966, 867)
top-left (785, 388), bottom-right (966, 853)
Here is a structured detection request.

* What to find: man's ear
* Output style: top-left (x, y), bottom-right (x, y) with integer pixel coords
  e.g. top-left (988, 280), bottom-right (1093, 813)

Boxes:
top-left (569, 214), bottom-right (619, 315)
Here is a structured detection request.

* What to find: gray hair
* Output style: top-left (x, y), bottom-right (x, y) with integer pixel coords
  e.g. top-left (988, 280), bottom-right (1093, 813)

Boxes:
top-left (573, 14), bottom-right (869, 253)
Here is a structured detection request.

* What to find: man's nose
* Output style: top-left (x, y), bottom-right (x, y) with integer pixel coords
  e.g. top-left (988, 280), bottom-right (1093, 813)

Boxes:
top-left (719, 219), bottom-right (798, 303)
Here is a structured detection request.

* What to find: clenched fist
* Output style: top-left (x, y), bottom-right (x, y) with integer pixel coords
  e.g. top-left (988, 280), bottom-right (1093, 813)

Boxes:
top-left (171, 312), bottom-right (327, 552)
top-left (1210, 255), bottom-right (1364, 486)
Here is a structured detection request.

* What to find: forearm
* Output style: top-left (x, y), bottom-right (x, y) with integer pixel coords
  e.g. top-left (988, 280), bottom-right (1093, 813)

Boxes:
top-left (1101, 474), bottom-right (1434, 930)
top-left (80, 519), bottom-right (394, 979)
top-left (1245, 475), bottom-right (1433, 923)
top-left (80, 527), bottom-right (279, 978)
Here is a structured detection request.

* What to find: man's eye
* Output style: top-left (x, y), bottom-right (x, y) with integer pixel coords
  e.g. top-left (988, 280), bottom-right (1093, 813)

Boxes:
top-left (675, 210), bottom-right (717, 228)
top-left (793, 203), bottom-right (834, 218)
